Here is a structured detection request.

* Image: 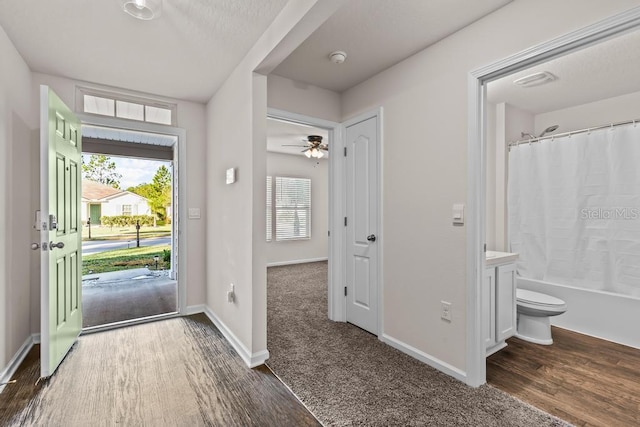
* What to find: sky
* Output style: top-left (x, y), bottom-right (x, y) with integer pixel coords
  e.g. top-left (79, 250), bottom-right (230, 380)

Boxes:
top-left (82, 155), bottom-right (171, 190)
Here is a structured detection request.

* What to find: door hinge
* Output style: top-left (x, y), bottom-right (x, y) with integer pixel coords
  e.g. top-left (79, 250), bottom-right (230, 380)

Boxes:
top-left (344, 217), bottom-right (347, 226)
top-left (328, 230), bottom-right (330, 237)
top-left (484, 243), bottom-right (487, 252)
top-left (344, 286), bottom-right (347, 296)
top-left (344, 147), bottom-right (347, 157)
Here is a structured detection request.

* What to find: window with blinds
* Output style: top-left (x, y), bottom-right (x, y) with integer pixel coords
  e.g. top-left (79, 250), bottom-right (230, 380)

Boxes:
top-left (266, 176), bottom-right (311, 241)
top-left (266, 176), bottom-right (272, 242)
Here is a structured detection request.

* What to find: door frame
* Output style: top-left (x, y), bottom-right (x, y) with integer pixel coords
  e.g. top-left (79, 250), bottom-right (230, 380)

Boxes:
top-left (341, 108), bottom-right (384, 337)
top-left (266, 108), bottom-right (383, 334)
top-left (77, 113), bottom-right (188, 316)
top-left (466, 7), bottom-right (640, 387)
top-left (266, 108), bottom-right (345, 321)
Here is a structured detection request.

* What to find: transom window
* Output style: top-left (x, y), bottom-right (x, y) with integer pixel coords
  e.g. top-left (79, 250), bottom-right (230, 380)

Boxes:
top-left (266, 176), bottom-right (311, 241)
top-left (77, 88), bottom-right (176, 126)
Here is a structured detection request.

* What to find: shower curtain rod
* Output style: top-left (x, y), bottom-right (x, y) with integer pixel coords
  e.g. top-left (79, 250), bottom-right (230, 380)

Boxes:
top-left (508, 117), bottom-right (640, 148)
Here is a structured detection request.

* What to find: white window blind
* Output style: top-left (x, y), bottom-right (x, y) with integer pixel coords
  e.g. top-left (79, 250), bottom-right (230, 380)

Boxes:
top-left (275, 177), bottom-right (311, 241)
top-left (266, 176), bottom-right (273, 242)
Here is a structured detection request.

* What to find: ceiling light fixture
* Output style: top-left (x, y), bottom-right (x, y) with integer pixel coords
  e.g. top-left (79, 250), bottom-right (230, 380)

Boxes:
top-left (329, 51), bottom-right (347, 64)
top-left (513, 71), bottom-right (556, 88)
top-left (122, 0), bottom-right (162, 20)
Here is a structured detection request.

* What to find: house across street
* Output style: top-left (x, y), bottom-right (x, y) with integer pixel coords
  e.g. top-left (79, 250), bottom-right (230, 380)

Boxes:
top-left (82, 180), bottom-right (151, 225)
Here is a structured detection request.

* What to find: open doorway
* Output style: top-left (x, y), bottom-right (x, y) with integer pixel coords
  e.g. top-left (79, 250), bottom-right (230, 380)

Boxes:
top-left (80, 125), bottom-right (178, 329)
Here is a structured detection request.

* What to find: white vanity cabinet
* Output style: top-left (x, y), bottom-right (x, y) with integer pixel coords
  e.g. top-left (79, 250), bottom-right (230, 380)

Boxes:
top-left (484, 252), bottom-right (517, 356)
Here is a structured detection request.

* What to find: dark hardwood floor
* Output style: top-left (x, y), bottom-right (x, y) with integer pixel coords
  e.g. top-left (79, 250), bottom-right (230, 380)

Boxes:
top-left (487, 326), bottom-right (640, 427)
top-left (0, 315), bottom-right (320, 426)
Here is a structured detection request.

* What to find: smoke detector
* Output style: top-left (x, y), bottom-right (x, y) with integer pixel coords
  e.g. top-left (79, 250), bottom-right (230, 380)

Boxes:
top-left (329, 51), bottom-right (347, 64)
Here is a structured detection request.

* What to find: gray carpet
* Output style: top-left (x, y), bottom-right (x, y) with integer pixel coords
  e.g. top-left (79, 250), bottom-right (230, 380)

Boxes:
top-left (266, 261), bottom-right (570, 426)
top-left (4, 315), bottom-right (319, 427)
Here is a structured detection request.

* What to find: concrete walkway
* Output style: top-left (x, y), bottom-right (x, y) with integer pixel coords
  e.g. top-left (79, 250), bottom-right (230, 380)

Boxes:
top-left (82, 268), bottom-right (176, 328)
top-left (82, 267), bottom-right (170, 285)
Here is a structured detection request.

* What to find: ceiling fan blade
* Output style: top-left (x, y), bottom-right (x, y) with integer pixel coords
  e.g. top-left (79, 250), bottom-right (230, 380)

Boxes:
top-left (282, 144), bottom-right (309, 147)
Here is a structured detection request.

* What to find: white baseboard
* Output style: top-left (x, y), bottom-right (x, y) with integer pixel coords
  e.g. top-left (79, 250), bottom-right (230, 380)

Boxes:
top-left (0, 334), bottom-right (38, 393)
top-left (381, 333), bottom-right (467, 383)
top-left (184, 304), bottom-right (206, 316)
top-left (202, 306), bottom-right (270, 368)
top-left (267, 257), bottom-right (328, 267)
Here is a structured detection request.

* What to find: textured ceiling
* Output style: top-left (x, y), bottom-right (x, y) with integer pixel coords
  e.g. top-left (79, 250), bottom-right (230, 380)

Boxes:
top-left (487, 28), bottom-right (640, 114)
top-left (273, 0), bottom-right (512, 92)
top-left (267, 118), bottom-right (329, 158)
top-left (0, 0), bottom-right (288, 102)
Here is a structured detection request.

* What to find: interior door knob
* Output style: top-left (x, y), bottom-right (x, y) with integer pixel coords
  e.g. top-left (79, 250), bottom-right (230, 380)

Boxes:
top-left (31, 243), bottom-right (40, 250)
top-left (50, 241), bottom-right (65, 249)
top-left (367, 234), bottom-right (376, 242)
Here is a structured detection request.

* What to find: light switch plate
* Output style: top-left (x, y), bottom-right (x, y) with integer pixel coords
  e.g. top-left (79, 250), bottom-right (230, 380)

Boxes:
top-left (441, 301), bottom-right (452, 321)
top-left (226, 168), bottom-right (236, 184)
top-left (452, 203), bottom-right (465, 226)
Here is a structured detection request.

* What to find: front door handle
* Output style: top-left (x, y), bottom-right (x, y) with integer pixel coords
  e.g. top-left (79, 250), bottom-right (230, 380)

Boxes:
top-left (367, 234), bottom-right (376, 242)
top-left (49, 241), bottom-right (65, 249)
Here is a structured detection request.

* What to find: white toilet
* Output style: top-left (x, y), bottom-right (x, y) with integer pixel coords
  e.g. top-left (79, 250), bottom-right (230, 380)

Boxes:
top-left (516, 289), bottom-right (567, 345)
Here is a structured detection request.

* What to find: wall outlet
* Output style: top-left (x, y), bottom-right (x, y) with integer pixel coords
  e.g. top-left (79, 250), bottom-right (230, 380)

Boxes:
top-left (441, 301), bottom-right (452, 321)
top-left (227, 283), bottom-right (235, 303)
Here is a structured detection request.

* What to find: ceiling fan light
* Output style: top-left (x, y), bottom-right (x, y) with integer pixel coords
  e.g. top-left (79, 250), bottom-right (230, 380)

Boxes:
top-left (123, 0), bottom-right (162, 20)
top-left (316, 150), bottom-right (324, 159)
top-left (304, 150), bottom-right (312, 158)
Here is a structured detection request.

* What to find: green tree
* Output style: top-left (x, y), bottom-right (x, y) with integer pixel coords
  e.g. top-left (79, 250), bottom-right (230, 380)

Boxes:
top-left (82, 155), bottom-right (122, 188)
top-left (128, 166), bottom-right (172, 220)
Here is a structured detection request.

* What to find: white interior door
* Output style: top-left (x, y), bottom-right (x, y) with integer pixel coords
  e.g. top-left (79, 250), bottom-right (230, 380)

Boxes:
top-left (345, 116), bottom-right (379, 334)
top-left (40, 86), bottom-right (83, 378)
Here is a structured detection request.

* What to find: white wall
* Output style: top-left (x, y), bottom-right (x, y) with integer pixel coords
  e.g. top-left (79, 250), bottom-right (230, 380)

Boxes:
top-left (0, 25), bottom-right (36, 373)
top-left (31, 73), bottom-right (208, 308)
top-left (486, 103), bottom-right (496, 251)
top-left (340, 0), bottom-right (640, 373)
top-left (267, 74), bottom-right (341, 122)
top-left (206, 0), bottom-right (344, 364)
top-left (266, 152), bottom-right (328, 265)
top-left (492, 103), bottom-right (534, 252)
top-left (535, 89), bottom-right (640, 134)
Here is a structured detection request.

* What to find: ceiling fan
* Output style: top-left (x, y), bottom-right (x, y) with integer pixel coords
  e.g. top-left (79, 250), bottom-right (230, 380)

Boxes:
top-left (282, 135), bottom-right (328, 158)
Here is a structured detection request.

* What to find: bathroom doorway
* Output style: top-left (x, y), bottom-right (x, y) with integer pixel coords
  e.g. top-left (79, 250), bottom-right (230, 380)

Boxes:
top-left (471, 9), bottom-right (640, 425)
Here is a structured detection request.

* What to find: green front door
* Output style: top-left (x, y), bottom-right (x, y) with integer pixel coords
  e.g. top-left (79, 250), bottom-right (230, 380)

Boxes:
top-left (90, 204), bottom-right (101, 225)
top-left (40, 86), bottom-right (83, 378)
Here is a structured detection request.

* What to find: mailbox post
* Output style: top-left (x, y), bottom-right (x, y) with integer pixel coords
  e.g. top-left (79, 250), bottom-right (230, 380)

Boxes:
top-left (136, 220), bottom-right (141, 248)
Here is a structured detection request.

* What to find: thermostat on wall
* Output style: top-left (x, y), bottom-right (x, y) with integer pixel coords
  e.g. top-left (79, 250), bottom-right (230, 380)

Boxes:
top-left (226, 168), bottom-right (236, 184)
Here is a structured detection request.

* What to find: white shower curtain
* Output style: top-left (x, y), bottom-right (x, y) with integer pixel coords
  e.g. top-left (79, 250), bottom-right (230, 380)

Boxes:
top-left (508, 123), bottom-right (640, 297)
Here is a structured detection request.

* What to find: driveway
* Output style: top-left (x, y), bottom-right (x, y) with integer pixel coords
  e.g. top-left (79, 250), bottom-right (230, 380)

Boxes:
top-left (82, 236), bottom-right (171, 255)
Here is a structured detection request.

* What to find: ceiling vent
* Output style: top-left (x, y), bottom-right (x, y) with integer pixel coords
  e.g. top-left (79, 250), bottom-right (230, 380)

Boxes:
top-left (513, 71), bottom-right (556, 88)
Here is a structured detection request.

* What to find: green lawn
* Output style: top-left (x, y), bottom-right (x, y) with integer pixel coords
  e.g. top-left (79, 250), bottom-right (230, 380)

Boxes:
top-left (82, 245), bottom-right (171, 275)
top-left (82, 225), bottom-right (171, 241)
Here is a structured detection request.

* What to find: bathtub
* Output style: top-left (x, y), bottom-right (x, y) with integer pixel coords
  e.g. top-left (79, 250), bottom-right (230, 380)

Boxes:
top-left (517, 277), bottom-right (640, 349)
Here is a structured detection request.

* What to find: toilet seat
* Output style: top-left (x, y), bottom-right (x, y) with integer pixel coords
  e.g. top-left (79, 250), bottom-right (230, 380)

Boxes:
top-left (517, 289), bottom-right (566, 309)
